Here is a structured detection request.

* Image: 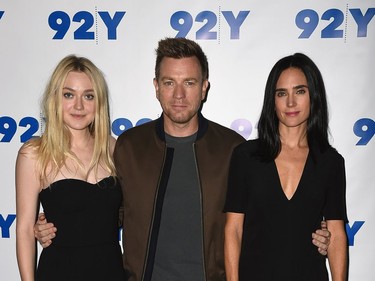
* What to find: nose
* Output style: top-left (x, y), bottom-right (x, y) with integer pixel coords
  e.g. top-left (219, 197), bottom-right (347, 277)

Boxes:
top-left (287, 94), bottom-right (296, 107)
top-left (74, 97), bottom-right (83, 110)
top-left (173, 84), bottom-right (186, 99)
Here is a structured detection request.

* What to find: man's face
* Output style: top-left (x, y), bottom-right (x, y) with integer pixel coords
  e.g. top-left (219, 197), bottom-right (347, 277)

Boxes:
top-left (154, 56), bottom-right (208, 136)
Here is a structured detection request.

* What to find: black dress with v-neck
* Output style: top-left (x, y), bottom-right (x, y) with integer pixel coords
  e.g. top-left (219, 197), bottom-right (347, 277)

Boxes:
top-left (224, 139), bottom-right (347, 281)
top-left (36, 177), bottom-right (126, 281)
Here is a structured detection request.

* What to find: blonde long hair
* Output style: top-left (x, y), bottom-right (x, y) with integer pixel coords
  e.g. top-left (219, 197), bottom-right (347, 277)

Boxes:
top-left (28, 55), bottom-right (116, 184)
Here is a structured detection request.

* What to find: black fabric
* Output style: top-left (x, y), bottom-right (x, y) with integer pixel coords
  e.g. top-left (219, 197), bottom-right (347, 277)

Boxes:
top-left (224, 139), bottom-right (348, 281)
top-left (143, 147), bottom-right (174, 281)
top-left (37, 177), bottom-right (125, 281)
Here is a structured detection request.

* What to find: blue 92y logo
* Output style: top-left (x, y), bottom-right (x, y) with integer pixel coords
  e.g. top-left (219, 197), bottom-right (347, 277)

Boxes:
top-left (296, 7), bottom-right (375, 39)
top-left (170, 10), bottom-right (250, 40)
top-left (48, 10), bottom-right (126, 40)
top-left (353, 118), bottom-right (375, 145)
top-left (0, 11), bottom-right (4, 20)
top-left (0, 116), bottom-right (39, 143)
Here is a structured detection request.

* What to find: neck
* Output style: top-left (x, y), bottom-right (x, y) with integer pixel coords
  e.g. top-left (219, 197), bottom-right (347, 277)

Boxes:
top-left (70, 129), bottom-right (94, 150)
top-left (163, 117), bottom-right (199, 137)
top-left (279, 126), bottom-right (308, 149)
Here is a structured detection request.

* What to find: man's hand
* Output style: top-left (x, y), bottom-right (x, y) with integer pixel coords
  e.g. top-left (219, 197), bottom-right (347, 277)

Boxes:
top-left (312, 220), bottom-right (331, 255)
top-left (34, 213), bottom-right (57, 248)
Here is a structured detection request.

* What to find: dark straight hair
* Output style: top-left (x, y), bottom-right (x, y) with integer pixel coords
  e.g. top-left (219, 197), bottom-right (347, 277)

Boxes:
top-left (257, 53), bottom-right (330, 161)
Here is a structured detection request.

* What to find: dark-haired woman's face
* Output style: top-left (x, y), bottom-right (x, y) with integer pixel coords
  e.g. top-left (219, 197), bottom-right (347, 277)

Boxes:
top-left (274, 67), bottom-right (310, 131)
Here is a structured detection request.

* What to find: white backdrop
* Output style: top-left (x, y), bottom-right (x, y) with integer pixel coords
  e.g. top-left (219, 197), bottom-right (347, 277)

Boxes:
top-left (1, 1), bottom-right (374, 280)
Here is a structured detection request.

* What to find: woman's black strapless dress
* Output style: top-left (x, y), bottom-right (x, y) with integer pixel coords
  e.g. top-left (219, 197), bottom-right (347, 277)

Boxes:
top-left (36, 177), bottom-right (125, 281)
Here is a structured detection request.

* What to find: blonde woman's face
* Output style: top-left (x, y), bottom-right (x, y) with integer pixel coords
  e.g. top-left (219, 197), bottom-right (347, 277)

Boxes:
top-left (61, 71), bottom-right (96, 133)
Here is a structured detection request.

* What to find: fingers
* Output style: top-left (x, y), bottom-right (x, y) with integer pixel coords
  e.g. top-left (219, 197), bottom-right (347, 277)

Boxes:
top-left (34, 222), bottom-right (57, 248)
top-left (315, 228), bottom-right (331, 238)
top-left (35, 230), bottom-right (56, 248)
top-left (37, 213), bottom-right (47, 224)
top-left (312, 233), bottom-right (329, 248)
top-left (317, 247), bottom-right (328, 256)
top-left (312, 228), bottom-right (331, 256)
top-left (312, 231), bottom-right (329, 244)
top-left (312, 234), bottom-right (328, 255)
top-left (320, 220), bottom-right (327, 230)
top-left (40, 239), bottom-right (53, 248)
top-left (311, 220), bottom-right (331, 256)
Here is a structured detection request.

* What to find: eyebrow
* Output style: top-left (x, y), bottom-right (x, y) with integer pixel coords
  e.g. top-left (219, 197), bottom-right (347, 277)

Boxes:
top-left (275, 85), bottom-right (308, 92)
top-left (63, 86), bottom-right (94, 93)
top-left (161, 77), bottom-right (198, 81)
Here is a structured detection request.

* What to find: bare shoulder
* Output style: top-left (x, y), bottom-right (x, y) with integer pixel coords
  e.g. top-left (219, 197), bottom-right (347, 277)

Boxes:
top-left (17, 139), bottom-right (40, 160)
top-left (16, 138), bottom-right (42, 180)
top-left (16, 138), bottom-right (41, 191)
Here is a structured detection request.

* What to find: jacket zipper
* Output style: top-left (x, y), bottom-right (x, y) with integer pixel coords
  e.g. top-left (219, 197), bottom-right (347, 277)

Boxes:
top-left (193, 142), bottom-right (208, 281)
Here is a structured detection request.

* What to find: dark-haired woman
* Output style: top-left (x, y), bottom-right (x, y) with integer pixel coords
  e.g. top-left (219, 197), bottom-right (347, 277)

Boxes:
top-left (224, 53), bottom-right (348, 281)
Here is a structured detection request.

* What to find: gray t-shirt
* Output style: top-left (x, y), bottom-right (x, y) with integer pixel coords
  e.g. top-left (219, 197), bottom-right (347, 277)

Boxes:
top-left (151, 133), bottom-right (204, 281)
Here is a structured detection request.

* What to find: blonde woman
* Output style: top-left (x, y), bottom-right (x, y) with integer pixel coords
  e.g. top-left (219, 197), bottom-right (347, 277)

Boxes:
top-left (16, 55), bottom-right (125, 281)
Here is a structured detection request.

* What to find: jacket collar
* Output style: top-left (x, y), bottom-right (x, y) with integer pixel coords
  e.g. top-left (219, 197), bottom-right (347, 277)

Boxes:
top-left (155, 112), bottom-right (209, 142)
